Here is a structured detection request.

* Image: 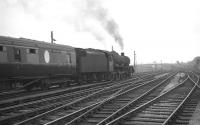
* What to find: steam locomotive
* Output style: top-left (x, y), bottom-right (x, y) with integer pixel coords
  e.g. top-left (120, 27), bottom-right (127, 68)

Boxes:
top-left (0, 36), bottom-right (134, 90)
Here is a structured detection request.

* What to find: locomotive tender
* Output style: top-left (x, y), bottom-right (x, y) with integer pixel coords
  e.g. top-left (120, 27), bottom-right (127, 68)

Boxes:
top-left (0, 36), bottom-right (133, 90)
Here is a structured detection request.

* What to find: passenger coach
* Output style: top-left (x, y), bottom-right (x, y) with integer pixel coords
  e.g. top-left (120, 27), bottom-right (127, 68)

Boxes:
top-left (0, 36), bottom-right (76, 89)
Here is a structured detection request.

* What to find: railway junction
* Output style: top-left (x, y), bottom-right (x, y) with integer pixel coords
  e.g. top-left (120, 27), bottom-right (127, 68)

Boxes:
top-left (0, 71), bottom-right (200, 125)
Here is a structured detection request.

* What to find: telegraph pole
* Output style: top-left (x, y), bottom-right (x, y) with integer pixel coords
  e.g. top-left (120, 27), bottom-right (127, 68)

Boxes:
top-left (133, 51), bottom-right (137, 73)
top-left (134, 51), bottom-right (136, 68)
top-left (51, 31), bottom-right (56, 44)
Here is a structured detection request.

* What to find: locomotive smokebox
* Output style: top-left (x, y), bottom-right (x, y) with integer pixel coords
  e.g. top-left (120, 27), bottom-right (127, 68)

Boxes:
top-left (121, 52), bottom-right (124, 56)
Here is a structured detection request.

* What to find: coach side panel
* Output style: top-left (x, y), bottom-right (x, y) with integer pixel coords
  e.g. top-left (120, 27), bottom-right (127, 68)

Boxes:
top-left (0, 43), bottom-right (76, 78)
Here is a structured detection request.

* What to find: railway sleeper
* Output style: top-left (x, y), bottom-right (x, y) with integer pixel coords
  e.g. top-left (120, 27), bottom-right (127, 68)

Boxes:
top-left (129, 117), bottom-right (165, 123)
top-left (177, 115), bottom-right (193, 120)
top-left (102, 104), bottom-right (124, 109)
top-left (85, 117), bottom-right (105, 122)
top-left (142, 110), bottom-right (171, 115)
top-left (123, 120), bottom-right (162, 125)
top-left (92, 113), bottom-right (111, 118)
top-left (175, 119), bottom-right (190, 124)
top-left (135, 113), bottom-right (169, 119)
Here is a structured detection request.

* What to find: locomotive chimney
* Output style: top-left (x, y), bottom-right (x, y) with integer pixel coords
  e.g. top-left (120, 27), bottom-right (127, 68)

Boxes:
top-left (121, 52), bottom-right (124, 56)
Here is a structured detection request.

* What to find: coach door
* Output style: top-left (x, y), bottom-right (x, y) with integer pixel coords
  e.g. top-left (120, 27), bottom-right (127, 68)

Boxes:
top-left (0, 45), bottom-right (7, 62)
top-left (13, 48), bottom-right (21, 62)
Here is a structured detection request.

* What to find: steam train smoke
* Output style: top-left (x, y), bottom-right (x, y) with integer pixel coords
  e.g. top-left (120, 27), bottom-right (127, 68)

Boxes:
top-left (3, 0), bottom-right (124, 50)
top-left (83, 0), bottom-right (124, 50)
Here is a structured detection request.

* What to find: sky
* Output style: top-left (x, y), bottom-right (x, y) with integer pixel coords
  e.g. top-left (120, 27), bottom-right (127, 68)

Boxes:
top-left (0, 0), bottom-right (200, 64)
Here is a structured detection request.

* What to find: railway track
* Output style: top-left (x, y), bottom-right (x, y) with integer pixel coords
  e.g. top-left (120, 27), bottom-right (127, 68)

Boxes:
top-left (0, 78), bottom-right (128, 101)
top-left (12, 73), bottom-right (168, 125)
top-left (64, 73), bottom-right (175, 125)
top-left (164, 88), bottom-right (200, 125)
top-left (14, 73), bottom-right (170, 125)
top-left (0, 76), bottom-right (142, 125)
top-left (0, 71), bottom-right (159, 101)
top-left (135, 72), bottom-right (163, 81)
top-left (105, 73), bottom-right (197, 125)
top-left (162, 72), bottom-right (200, 125)
top-left (188, 71), bottom-right (199, 83)
top-left (0, 80), bottom-right (121, 108)
top-left (0, 71), bottom-right (156, 100)
top-left (0, 72), bottom-right (159, 109)
top-left (0, 76), bottom-right (141, 110)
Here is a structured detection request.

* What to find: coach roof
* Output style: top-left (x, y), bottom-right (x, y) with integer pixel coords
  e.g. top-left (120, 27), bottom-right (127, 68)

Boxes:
top-left (0, 36), bottom-right (74, 50)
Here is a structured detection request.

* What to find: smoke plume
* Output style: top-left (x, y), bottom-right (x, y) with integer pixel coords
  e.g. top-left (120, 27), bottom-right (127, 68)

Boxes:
top-left (76, 0), bottom-right (124, 50)
top-left (2, 0), bottom-right (124, 50)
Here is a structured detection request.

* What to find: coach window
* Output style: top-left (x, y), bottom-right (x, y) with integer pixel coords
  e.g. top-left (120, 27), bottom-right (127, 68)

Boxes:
top-left (66, 54), bottom-right (72, 63)
top-left (0, 46), bottom-right (6, 52)
top-left (29, 48), bottom-right (37, 54)
top-left (69, 54), bottom-right (72, 63)
top-left (14, 48), bottom-right (21, 62)
top-left (0, 46), bottom-right (3, 52)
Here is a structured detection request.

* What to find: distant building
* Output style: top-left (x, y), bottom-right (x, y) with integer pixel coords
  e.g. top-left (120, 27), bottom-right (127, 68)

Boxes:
top-left (136, 63), bottom-right (176, 72)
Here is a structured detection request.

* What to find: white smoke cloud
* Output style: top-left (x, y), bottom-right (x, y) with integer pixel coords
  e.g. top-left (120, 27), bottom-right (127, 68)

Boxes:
top-left (1, 0), bottom-right (124, 50)
top-left (73, 0), bottom-right (124, 50)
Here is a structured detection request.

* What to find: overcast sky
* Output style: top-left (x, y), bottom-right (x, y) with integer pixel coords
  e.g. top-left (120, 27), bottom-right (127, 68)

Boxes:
top-left (0, 0), bottom-right (200, 64)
